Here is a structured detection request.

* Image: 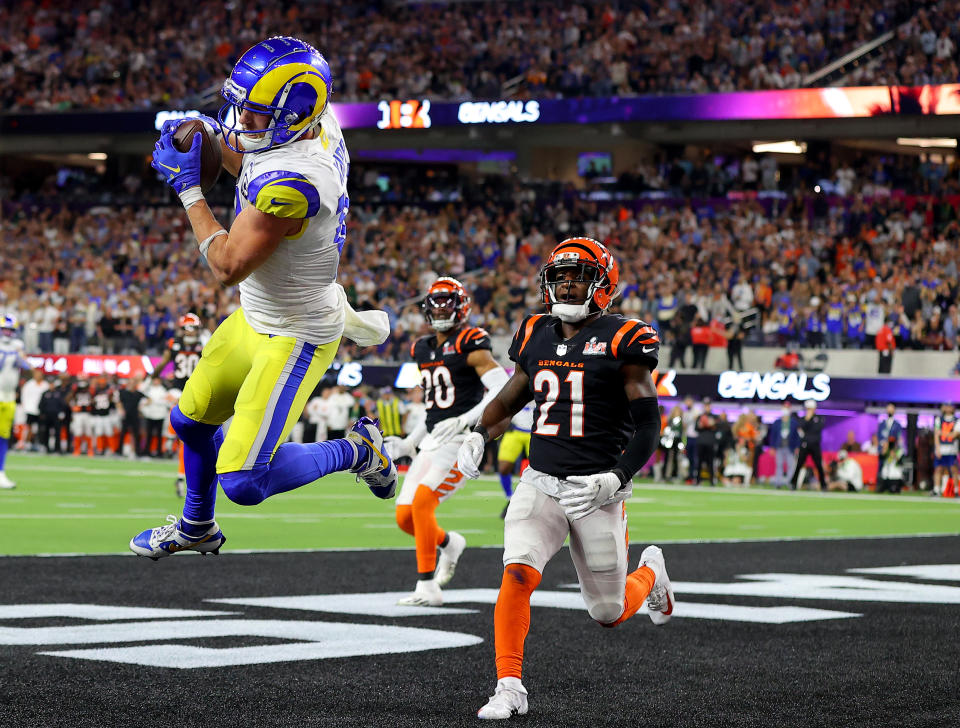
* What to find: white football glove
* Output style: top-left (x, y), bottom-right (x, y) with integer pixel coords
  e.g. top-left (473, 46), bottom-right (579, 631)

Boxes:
top-left (558, 472), bottom-right (622, 520)
top-left (383, 435), bottom-right (414, 461)
top-left (456, 432), bottom-right (485, 479)
top-left (432, 415), bottom-right (471, 444)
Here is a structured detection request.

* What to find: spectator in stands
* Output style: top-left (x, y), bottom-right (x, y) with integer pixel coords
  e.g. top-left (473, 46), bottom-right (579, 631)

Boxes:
top-left (827, 450), bottom-right (864, 492)
top-left (876, 317), bottom-right (896, 374)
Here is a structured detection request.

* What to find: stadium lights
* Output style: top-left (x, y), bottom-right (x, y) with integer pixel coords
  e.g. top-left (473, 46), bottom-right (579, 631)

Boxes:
top-left (87, 152), bottom-right (108, 160)
top-left (896, 137), bottom-right (957, 148)
top-left (751, 141), bottom-right (806, 154)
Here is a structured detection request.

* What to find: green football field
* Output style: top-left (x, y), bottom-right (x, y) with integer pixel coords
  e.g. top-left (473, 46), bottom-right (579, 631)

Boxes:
top-left (0, 452), bottom-right (957, 556)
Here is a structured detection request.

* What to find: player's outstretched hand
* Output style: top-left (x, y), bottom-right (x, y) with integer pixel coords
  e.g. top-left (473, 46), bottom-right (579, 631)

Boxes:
top-left (151, 131), bottom-right (203, 194)
top-left (160, 114), bottom-right (220, 137)
top-left (559, 472), bottom-right (622, 520)
top-left (383, 435), bottom-right (414, 461)
top-left (432, 415), bottom-right (470, 444)
top-left (456, 432), bottom-right (485, 479)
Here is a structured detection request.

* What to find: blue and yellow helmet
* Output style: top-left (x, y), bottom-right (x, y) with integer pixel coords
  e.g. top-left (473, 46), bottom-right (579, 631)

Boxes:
top-left (218, 36), bottom-right (332, 154)
top-left (1, 314), bottom-right (18, 337)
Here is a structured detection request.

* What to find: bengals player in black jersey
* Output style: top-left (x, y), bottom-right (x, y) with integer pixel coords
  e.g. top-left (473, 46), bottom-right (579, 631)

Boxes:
top-left (458, 238), bottom-right (675, 720)
top-left (156, 313), bottom-right (204, 391)
top-left (156, 313), bottom-right (204, 495)
top-left (382, 277), bottom-right (509, 607)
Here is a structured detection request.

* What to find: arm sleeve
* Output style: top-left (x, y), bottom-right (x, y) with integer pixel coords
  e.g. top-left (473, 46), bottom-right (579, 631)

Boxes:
top-left (611, 396), bottom-right (661, 486)
top-left (459, 366), bottom-right (510, 427)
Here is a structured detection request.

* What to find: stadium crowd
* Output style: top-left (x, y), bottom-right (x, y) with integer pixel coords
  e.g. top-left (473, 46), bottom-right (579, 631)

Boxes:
top-left (4, 150), bottom-right (960, 365)
top-left (0, 0), bottom-right (924, 111)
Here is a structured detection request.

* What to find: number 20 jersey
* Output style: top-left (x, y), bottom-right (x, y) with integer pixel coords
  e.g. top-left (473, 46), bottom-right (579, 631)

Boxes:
top-left (411, 326), bottom-right (492, 432)
top-left (509, 313), bottom-right (660, 477)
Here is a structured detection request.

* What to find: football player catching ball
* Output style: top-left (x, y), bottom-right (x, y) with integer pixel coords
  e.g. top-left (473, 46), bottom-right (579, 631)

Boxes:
top-left (130, 36), bottom-right (396, 559)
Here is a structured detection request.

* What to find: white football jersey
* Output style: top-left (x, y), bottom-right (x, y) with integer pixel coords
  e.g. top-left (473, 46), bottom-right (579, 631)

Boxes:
top-left (511, 401), bottom-right (534, 432)
top-left (234, 111), bottom-right (350, 344)
top-left (0, 337), bottom-right (26, 401)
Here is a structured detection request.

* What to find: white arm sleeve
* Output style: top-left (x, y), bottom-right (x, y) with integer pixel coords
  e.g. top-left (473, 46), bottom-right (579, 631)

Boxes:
top-left (459, 366), bottom-right (510, 428)
top-left (405, 420), bottom-right (428, 450)
top-left (337, 284), bottom-right (390, 346)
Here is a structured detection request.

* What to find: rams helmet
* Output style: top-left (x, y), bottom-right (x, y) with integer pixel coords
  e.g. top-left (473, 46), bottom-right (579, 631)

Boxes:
top-left (218, 36), bottom-right (333, 153)
top-left (1, 313), bottom-right (18, 338)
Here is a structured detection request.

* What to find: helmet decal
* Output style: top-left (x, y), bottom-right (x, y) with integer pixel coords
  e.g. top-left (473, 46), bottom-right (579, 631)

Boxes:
top-left (219, 36), bottom-right (333, 154)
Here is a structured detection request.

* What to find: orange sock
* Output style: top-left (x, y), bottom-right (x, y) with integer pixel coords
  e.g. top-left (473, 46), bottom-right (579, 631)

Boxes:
top-left (603, 565), bottom-right (657, 628)
top-left (395, 504), bottom-right (415, 536)
top-left (178, 447), bottom-right (185, 475)
top-left (411, 485), bottom-right (447, 574)
top-left (494, 563), bottom-right (542, 680)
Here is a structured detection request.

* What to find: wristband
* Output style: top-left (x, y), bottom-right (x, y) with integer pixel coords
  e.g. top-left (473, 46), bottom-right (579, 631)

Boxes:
top-left (472, 424), bottom-right (490, 443)
top-left (178, 186), bottom-right (205, 210)
top-left (199, 229), bottom-right (227, 259)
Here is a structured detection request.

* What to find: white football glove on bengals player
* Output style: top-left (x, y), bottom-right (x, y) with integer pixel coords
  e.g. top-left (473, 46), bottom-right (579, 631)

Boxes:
top-left (456, 432), bottom-right (485, 479)
top-left (382, 436), bottom-right (415, 461)
top-left (558, 472), bottom-right (623, 520)
top-left (432, 414), bottom-right (473, 444)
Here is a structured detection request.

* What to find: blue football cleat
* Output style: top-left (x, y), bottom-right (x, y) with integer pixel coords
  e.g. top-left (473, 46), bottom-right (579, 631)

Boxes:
top-left (129, 515), bottom-right (226, 560)
top-left (346, 416), bottom-right (398, 499)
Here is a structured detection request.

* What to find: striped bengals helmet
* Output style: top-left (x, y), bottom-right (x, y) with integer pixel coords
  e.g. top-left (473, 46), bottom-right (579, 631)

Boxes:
top-left (421, 277), bottom-right (471, 332)
top-left (539, 237), bottom-right (620, 321)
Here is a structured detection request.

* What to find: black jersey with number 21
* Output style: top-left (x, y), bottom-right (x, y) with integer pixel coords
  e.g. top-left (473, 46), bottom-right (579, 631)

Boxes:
top-left (509, 313), bottom-right (659, 477)
top-left (412, 326), bottom-right (492, 431)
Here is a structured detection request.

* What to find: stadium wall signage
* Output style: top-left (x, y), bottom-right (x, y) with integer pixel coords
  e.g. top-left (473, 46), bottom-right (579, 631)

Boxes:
top-left (717, 370), bottom-right (831, 402)
top-left (4, 85), bottom-right (959, 135)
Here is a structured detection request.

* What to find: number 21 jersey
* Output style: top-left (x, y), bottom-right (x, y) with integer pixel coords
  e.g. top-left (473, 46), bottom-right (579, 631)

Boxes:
top-left (509, 313), bottom-right (659, 477)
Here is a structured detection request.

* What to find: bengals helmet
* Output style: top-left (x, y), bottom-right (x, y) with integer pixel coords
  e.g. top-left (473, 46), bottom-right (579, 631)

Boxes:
top-left (421, 277), bottom-right (471, 332)
top-left (179, 313), bottom-right (202, 344)
top-left (539, 238), bottom-right (620, 322)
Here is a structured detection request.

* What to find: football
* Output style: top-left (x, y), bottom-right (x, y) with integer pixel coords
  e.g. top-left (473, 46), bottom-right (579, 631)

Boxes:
top-left (172, 118), bottom-right (222, 193)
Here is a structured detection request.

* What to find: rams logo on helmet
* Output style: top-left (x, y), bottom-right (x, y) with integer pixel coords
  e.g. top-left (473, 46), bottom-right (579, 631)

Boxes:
top-left (218, 36), bottom-right (333, 154)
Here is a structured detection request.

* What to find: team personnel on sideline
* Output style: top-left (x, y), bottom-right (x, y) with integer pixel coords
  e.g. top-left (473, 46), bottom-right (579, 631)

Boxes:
top-left (457, 238), bottom-right (674, 720)
top-left (384, 277), bottom-right (509, 606)
top-left (496, 402), bottom-right (534, 517)
top-left (130, 36), bottom-right (396, 559)
top-left (0, 315), bottom-right (33, 488)
top-left (932, 403), bottom-right (958, 496)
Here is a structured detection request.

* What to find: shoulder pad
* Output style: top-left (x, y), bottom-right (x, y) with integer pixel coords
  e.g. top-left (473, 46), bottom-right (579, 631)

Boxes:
top-left (609, 318), bottom-right (660, 365)
top-left (247, 169), bottom-right (322, 219)
top-left (454, 327), bottom-right (491, 354)
top-left (510, 314), bottom-right (547, 357)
